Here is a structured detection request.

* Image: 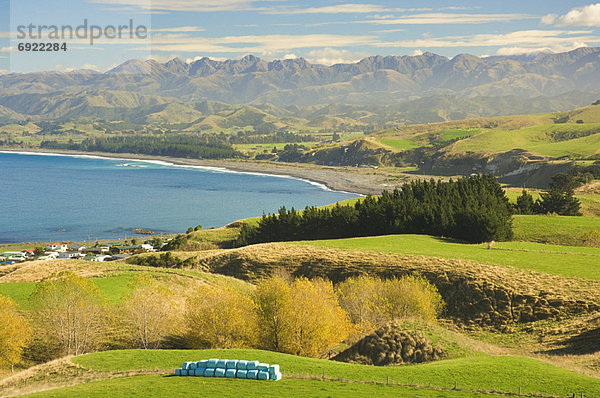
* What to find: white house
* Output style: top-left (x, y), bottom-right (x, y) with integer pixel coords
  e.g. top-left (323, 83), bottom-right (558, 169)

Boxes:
top-left (140, 244), bottom-right (155, 252)
top-left (90, 255), bottom-right (112, 262)
top-left (46, 243), bottom-right (68, 252)
top-left (44, 251), bottom-right (60, 259)
top-left (68, 244), bottom-right (87, 251)
top-left (58, 252), bottom-right (85, 260)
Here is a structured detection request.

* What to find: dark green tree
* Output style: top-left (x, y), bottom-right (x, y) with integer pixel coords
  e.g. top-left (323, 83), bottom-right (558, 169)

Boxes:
top-left (515, 189), bottom-right (535, 214)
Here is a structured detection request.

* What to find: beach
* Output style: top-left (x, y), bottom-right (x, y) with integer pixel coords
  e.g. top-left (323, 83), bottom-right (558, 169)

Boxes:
top-left (0, 148), bottom-right (415, 195)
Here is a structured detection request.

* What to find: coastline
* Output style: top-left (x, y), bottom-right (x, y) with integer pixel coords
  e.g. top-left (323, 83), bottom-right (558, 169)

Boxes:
top-left (0, 148), bottom-right (412, 195)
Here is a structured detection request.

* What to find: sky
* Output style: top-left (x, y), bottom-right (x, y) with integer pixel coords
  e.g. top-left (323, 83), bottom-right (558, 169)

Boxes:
top-left (1, 0), bottom-right (600, 73)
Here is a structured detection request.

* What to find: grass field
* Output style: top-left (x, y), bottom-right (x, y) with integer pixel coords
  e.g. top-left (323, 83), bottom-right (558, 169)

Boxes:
top-left (20, 349), bottom-right (600, 397)
top-left (451, 123), bottom-right (600, 158)
top-left (0, 274), bottom-right (134, 310)
top-left (298, 234), bottom-right (600, 280)
top-left (513, 215), bottom-right (600, 245)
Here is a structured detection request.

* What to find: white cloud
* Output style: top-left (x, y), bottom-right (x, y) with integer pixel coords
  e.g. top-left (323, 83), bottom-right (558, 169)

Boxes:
top-left (305, 48), bottom-right (368, 65)
top-left (0, 46), bottom-right (12, 53)
top-left (376, 30), bottom-right (599, 49)
top-left (542, 3), bottom-right (600, 27)
top-left (411, 49), bottom-right (423, 56)
top-left (151, 26), bottom-right (205, 33)
top-left (283, 53), bottom-right (297, 59)
top-left (91, 0), bottom-right (263, 12)
top-left (364, 12), bottom-right (534, 25)
top-left (266, 4), bottom-right (392, 15)
top-left (146, 33), bottom-right (376, 54)
top-left (496, 41), bottom-right (589, 56)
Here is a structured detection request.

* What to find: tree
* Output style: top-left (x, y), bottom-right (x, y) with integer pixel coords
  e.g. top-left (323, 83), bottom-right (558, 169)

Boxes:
top-left (538, 187), bottom-right (581, 216)
top-left (33, 247), bottom-right (45, 256)
top-left (0, 295), bottom-right (31, 370)
top-left (185, 285), bottom-right (258, 349)
top-left (515, 189), bottom-right (535, 215)
top-left (280, 278), bottom-right (351, 357)
top-left (253, 276), bottom-right (292, 352)
top-left (30, 271), bottom-right (106, 356)
top-left (336, 275), bottom-right (382, 337)
top-left (119, 274), bottom-right (179, 349)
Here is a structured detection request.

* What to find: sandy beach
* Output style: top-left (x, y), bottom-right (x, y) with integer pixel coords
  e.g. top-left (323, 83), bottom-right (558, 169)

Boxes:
top-left (0, 148), bottom-right (416, 195)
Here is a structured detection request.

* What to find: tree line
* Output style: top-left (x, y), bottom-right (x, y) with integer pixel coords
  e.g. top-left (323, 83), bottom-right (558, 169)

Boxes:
top-left (40, 134), bottom-right (242, 159)
top-left (514, 173), bottom-right (582, 216)
top-left (0, 271), bottom-right (443, 369)
top-left (237, 175), bottom-right (514, 246)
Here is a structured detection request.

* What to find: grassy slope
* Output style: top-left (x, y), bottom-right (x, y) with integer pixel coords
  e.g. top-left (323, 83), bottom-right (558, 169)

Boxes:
top-left (297, 234), bottom-right (600, 280)
top-left (513, 214), bottom-right (600, 245)
top-left (23, 349), bottom-right (600, 397)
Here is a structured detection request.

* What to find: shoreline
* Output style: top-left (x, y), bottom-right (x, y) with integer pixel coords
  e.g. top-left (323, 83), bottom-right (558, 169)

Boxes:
top-left (0, 148), bottom-right (411, 195)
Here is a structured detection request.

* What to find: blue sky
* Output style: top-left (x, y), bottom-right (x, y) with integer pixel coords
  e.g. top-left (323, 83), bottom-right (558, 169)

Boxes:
top-left (2, 0), bottom-right (600, 73)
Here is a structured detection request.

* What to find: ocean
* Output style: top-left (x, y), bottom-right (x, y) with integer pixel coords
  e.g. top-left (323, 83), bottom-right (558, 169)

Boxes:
top-left (0, 151), bottom-right (359, 244)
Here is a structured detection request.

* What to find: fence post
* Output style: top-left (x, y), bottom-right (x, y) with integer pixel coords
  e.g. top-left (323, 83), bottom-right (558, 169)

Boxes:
top-left (454, 381), bottom-right (457, 390)
top-left (387, 375), bottom-right (389, 385)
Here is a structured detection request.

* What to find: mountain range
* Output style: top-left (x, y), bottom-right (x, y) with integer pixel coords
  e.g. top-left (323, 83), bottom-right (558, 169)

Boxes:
top-left (0, 47), bottom-right (599, 125)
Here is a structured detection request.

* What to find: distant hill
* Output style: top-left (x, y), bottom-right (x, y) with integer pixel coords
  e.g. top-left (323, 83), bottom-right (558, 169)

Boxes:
top-left (0, 48), bottom-right (599, 124)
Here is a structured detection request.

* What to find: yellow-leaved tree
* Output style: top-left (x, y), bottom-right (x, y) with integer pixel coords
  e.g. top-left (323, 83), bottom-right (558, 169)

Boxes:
top-left (254, 277), bottom-right (352, 357)
top-left (30, 271), bottom-right (107, 356)
top-left (119, 274), bottom-right (179, 349)
top-left (185, 285), bottom-right (258, 349)
top-left (0, 295), bottom-right (31, 370)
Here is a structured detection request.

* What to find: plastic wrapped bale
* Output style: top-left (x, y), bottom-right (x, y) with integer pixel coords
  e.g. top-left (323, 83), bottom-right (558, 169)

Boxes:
top-left (204, 368), bottom-right (215, 377)
top-left (236, 360), bottom-right (248, 370)
top-left (182, 362), bottom-right (192, 370)
top-left (257, 371), bottom-right (269, 380)
top-left (225, 369), bottom-right (237, 378)
top-left (207, 358), bottom-right (219, 368)
top-left (226, 360), bottom-right (238, 369)
top-left (196, 360), bottom-right (208, 369)
top-left (181, 369), bottom-right (189, 376)
top-left (214, 368), bottom-right (226, 378)
top-left (236, 370), bottom-right (248, 379)
top-left (216, 359), bottom-right (228, 369)
top-left (188, 362), bottom-right (197, 370)
top-left (256, 363), bottom-right (269, 372)
top-left (268, 365), bottom-right (280, 379)
top-left (271, 371), bottom-right (282, 381)
top-left (246, 370), bottom-right (259, 379)
top-left (174, 368), bottom-right (182, 376)
top-left (194, 368), bottom-right (204, 377)
top-left (246, 361), bottom-right (259, 370)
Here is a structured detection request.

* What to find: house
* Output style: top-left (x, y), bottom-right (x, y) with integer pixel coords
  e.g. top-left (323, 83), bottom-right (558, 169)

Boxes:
top-left (1, 252), bottom-right (27, 262)
top-left (44, 251), bottom-right (59, 259)
top-left (90, 255), bottom-right (112, 262)
top-left (21, 249), bottom-right (36, 257)
top-left (112, 245), bottom-right (141, 254)
top-left (58, 251), bottom-right (85, 260)
top-left (68, 244), bottom-right (87, 251)
top-left (46, 243), bottom-right (68, 252)
top-left (140, 244), bottom-right (155, 252)
top-left (83, 246), bottom-right (110, 254)
top-left (111, 253), bottom-right (131, 260)
top-left (37, 255), bottom-right (54, 261)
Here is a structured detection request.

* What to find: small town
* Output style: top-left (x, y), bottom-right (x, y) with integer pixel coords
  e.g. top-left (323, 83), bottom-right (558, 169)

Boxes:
top-left (0, 240), bottom-right (162, 265)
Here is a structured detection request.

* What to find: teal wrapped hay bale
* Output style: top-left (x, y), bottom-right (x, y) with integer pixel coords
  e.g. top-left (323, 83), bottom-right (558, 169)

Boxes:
top-left (194, 368), bottom-right (204, 377)
top-left (196, 360), bottom-right (208, 369)
top-left (236, 369), bottom-right (248, 379)
top-left (256, 363), bottom-right (269, 372)
top-left (216, 359), bottom-right (228, 369)
top-left (182, 362), bottom-right (191, 370)
top-left (246, 370), bottom-right (259, 379)
top-left (207, 358), bottom-right (218, 368)
top-left (246, 361), bottom-right (259, 370)
top-left (174, 368), bottom-right (182, 376)
top-left (204, 368), bottom-right (215, 377)
top-left (236, 360), bottom-right (248, 370)
top-left (226, 360), bottom-right (238, 369)
top-left (257, 371), bottom-right (269, 380)
top-left (268, 364), bottom-right (280, 377)
top-left (181, 369), bottom-right (189, 376)
top-left (214, 368), bottom-right (226, 378)
top-left (188, 362), bottom-right (197, 370)
top-left (271, 371), bottom-right (282, 381)
top-left (225, 369), bottom-right (237, 378)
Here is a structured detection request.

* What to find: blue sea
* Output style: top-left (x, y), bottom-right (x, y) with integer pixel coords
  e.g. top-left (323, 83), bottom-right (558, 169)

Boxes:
top-left (0, 152), bottom-right (359, 244)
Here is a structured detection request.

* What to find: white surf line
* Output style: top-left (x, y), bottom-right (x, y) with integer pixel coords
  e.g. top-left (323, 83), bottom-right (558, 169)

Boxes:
top-left (0, 150), bottom-right (364, 196)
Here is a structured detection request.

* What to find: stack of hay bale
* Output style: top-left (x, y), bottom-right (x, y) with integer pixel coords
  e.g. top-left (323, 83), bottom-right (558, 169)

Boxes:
top-left (174, 358), bottom-right (282, 381)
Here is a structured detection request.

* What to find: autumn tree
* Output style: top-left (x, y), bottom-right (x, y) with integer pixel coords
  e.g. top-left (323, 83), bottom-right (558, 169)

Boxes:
top-left (185, 285), bottom-right (258, 349)
top-left (253, 276), bottom-right (291, 352)
top-left (0, 295), bottom-right (31, 370)
top-left (30, 271), bottom-right (107, 356)
top-left (119, 274), bottom-right (179, 349)
top-left (337, 274), bottom-right (444, 337)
